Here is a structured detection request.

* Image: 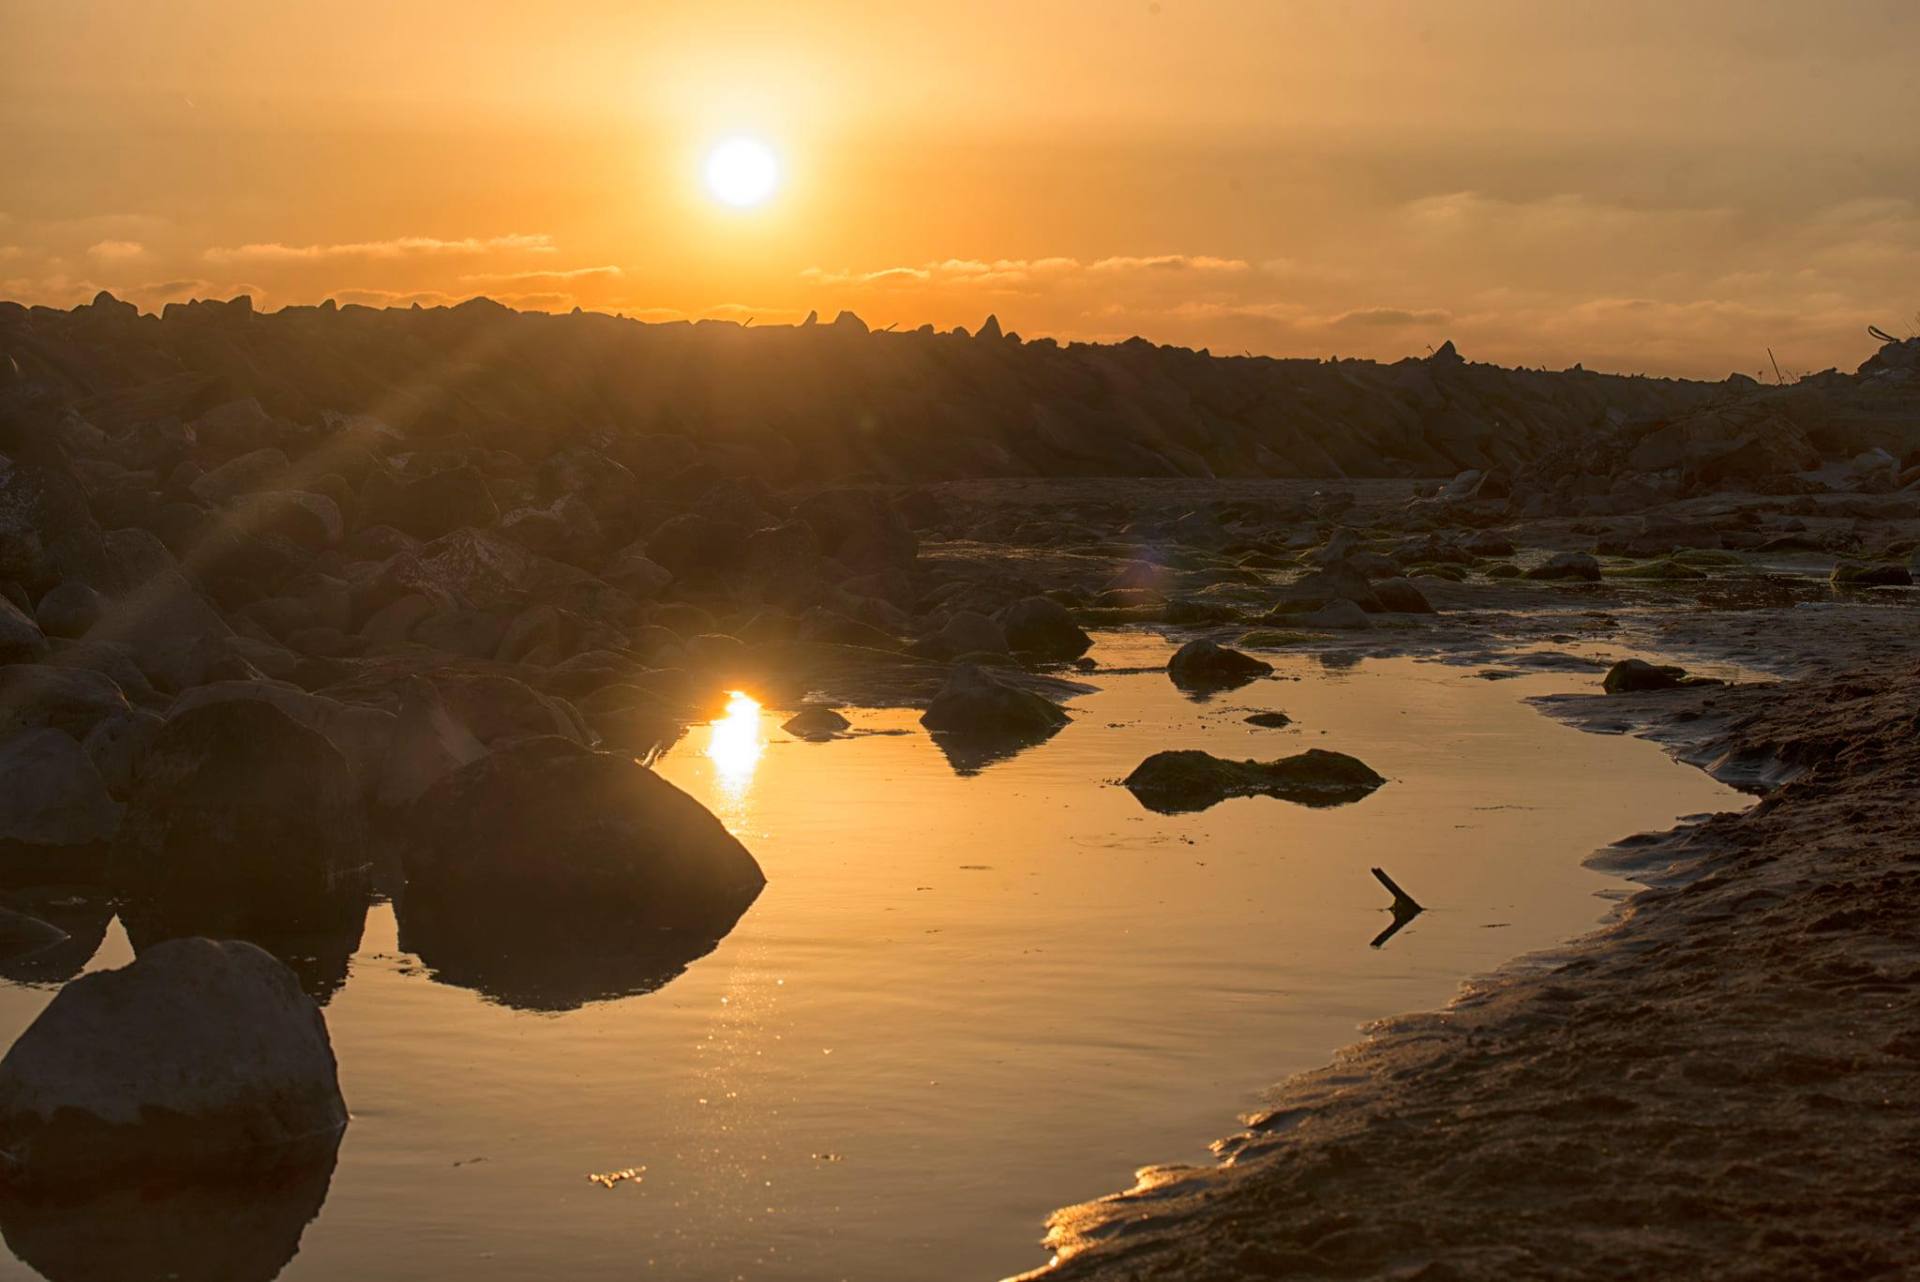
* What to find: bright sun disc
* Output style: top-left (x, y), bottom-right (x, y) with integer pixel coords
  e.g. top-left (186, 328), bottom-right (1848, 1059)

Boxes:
top-left (704, 137), bottom-right (779, 207)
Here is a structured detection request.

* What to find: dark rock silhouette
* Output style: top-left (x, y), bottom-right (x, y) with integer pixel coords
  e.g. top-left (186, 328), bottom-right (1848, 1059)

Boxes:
top-left (921, 664), bottom-right (1070, 775)
top-left (1124, 748), bottom-right (1386, 813)
top-left (0, 938), bottom-right (346, 1185)
top-left (1602, 659), bottom-right (1724, 695)
top-left (1167, 639), bottom-right (1273, 693)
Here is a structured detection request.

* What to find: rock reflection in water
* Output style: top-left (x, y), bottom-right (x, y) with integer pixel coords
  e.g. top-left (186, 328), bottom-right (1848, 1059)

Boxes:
top-left (0, 888), bottom-right (112, 987)
top-left (928, 723), bottom-right (1065, 776)
top-left (118, 890), bottom-right (370, 1006)
top-left (395, 887), bottom-right (759, 1012)
top-left (0, 1138), bottom-right (338, 1282)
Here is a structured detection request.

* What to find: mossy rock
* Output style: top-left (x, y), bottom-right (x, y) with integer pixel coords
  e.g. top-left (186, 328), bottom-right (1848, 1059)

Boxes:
top-left (1237, 629), bottom-right (1315, 648)
top-left (1604, 559), bottom-right (1708, 581)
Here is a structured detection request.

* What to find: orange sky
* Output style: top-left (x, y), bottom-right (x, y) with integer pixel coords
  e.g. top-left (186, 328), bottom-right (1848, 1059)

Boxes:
top-left (3, 0), bottom-right (1916, 377)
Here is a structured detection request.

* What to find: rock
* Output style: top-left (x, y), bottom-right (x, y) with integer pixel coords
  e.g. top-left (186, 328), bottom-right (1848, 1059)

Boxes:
top-left (601, 543), bottom-right (673, 599)
top-left (1602, 659), bottom-right (1724, 695)
top-left (375, 677), bottom-right (487, 808)
top-left (1299, 598), bottom-right (1374, 630)
top-left (1167, 639), bottom-right (1274, 690)
top-left (187, 448), bottom-right (291, 505)
top-left (401, 737), bottom-right (765, 929)
top-left (0, 937), bottom-right (345, 1184)
top-left (1244, 711), bottom-right (1293, 728)
top-left (646, 513), bottom-right (748, 581)
top-left (1369, 578), bottom-right (1434, 613)
top-left (360, 464), bottom-right (499, 539)
top-left (230, 490), bottom-right (343, 550)
top-left (1525, 551), bottom-right (1602, 581)
top-left (0, 730), bottom-right (120, 872)
top-left (1123, 748), bottom-right (1386, 813)
top-left (1829, 560), bottom-right (1912, 587)
top-left (997, 595), bottom-right (1092, 661)
top-left (166, 681), bottom-right (398, 802)
top-left (923, 610), bottom-right (1008, 660)
top-left (0, 666), bottom-right (130, 741)
top-left (782, 705), bottom-right (852, 740)
top-left (0, 595), bottom-right (49, 663)
top-left (115, 701), bottom-right (369, 921)
top-left (32, 582), bottom-right (104, 640)
top-left (920, 664), bottom-right (1071, 739)
top-left (1277, 560), bottom-right (1381, 612)
top-left (80, 707), bottom-right (165, 798)
top-left (794, 490), bottom-right (917, 573)
top-left (0, 909), bottom-right (67, 967)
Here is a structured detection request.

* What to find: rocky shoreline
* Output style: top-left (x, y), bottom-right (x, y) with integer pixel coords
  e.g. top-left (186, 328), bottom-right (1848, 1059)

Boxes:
top-left (1013, 631), bottom-right (1920, 1280)
top-left (0, 297), bottom-right (1914, 1271)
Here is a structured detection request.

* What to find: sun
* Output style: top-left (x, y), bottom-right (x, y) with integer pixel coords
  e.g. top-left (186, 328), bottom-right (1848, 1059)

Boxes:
top-left (704, 136), bottom-right (779, 208)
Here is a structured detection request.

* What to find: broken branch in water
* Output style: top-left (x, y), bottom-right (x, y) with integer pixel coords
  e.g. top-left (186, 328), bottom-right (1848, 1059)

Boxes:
top-left (1369, 867), bottom-right (1425, 948)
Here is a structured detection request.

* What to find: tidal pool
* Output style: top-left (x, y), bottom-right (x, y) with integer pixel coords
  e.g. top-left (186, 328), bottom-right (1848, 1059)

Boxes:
top-left (0, 634), bottom-right (1741, 1282)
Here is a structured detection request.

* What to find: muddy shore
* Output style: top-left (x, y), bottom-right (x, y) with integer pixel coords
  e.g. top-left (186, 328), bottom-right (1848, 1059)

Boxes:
top-left (1012, 593), bottom-right (1920, 1278)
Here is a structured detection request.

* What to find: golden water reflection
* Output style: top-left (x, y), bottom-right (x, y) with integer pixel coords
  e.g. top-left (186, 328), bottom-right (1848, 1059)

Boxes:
top-left (704, 691), bottom-right (766, 817)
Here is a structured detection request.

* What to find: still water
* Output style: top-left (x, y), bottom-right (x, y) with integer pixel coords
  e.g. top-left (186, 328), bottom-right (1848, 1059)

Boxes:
top-left (0, 634), bottom-right (1740, 1282)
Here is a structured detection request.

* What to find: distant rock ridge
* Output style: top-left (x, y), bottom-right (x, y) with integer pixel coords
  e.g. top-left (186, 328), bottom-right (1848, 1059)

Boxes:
top-left (1, 294), bottom-right (1912, 485)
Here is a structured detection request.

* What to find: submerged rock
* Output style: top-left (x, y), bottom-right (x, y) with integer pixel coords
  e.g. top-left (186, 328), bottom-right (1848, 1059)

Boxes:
top-left (1602, 659), bottom-right (1724, 695)
top-left (782, 705), bottom-right (853, 740)
top-left (1124, 748), bottom-right (1386, 813)
top-left (1166, 639), bottom-right (1274, 691)
top-left (0, 938), bottom-right (346, 1185)
top-left (1244, 711), bottom-right (1293, 728)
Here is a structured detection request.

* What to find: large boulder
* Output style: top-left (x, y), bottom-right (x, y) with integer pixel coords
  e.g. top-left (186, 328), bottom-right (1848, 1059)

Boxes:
top-left (32, 582), bottom-right (104, 640)
top-left (1123, 748), bottom-right (1387, 813)
top-left (1166, 639), bottom-right (1274, 690)
top-left (997, 596), bottom-right (1092, 661)
top-left (645, 513), bottom-right (748, 582)
top-left (0, 730), bottom-right (120, 878)
top-left (115, 701), bottom-right (369, 920)
top-left (1829, 560), bottom-right (1912, 588)
top-left (401, 737), bottom-right (764, 930)
top-left (0, 938), bottom-right (345, 1184)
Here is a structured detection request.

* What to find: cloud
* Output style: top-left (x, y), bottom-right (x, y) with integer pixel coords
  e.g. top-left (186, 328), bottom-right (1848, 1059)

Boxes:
top-left (87, 240), bottom-right (146, 260)
top-left (1328, 306), bottom-right (1453, 328)
top-left (458, 264), bottom-right (623, 287)
top-left (1088, 254), bottom-right (1249, 273)
top-left (802, 254), bottom-right (1251, 290)
top-left (205, 233), bottom-right (557, 263)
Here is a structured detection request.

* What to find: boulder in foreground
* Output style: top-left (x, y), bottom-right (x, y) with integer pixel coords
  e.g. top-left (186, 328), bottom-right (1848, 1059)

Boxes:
top-left (0, 937), bottom-right (345, 1185)
top-left (1124, 748), bottom-right (1386, 813)
top-left (401, 737), bottom-right (765, 928)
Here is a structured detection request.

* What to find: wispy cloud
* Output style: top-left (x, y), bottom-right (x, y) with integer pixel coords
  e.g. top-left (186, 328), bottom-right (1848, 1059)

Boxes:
top-left (801, 254), bottom-right (1251, 290)
top-left (87, 239), bottom-right (146, 260)
top-left (458, 264), bottom-right (623, 287)
top-left (206, 233), bottom-right (557, 263)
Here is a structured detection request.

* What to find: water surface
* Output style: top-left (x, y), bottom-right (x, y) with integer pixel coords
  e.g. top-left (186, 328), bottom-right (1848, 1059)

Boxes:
top-left (0, 635), bottom-right (1740, 1282)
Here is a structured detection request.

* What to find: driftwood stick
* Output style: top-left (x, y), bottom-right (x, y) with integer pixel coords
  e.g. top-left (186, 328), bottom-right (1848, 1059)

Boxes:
top-left (1370, 867), bottom-right (1424, 916)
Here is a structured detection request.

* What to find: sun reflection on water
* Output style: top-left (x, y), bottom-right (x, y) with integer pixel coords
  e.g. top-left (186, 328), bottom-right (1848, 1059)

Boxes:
top-left (704, 691), bottom-right (766, 821)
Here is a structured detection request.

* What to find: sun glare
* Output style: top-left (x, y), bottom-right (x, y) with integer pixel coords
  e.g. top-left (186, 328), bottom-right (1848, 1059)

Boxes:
top-left (705, 690), bottom-right (767, 808)
top-left (704, 137), bottom-right (779, 208)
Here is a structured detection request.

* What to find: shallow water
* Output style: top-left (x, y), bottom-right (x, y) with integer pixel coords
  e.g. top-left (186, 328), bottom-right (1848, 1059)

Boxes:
top-left (0, 634), bottom-right (1740, 1282)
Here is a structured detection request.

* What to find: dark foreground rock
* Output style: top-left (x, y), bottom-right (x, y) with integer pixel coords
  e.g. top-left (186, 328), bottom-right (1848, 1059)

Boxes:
top-left (1123, 748), bottom-right (1386, 813)
top-left (0, 938), bottom-right (345, 1185)
top-left (401, 737), bottom-right (765, 927)
top-left (921, 664), bottom-right (1072, 774)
